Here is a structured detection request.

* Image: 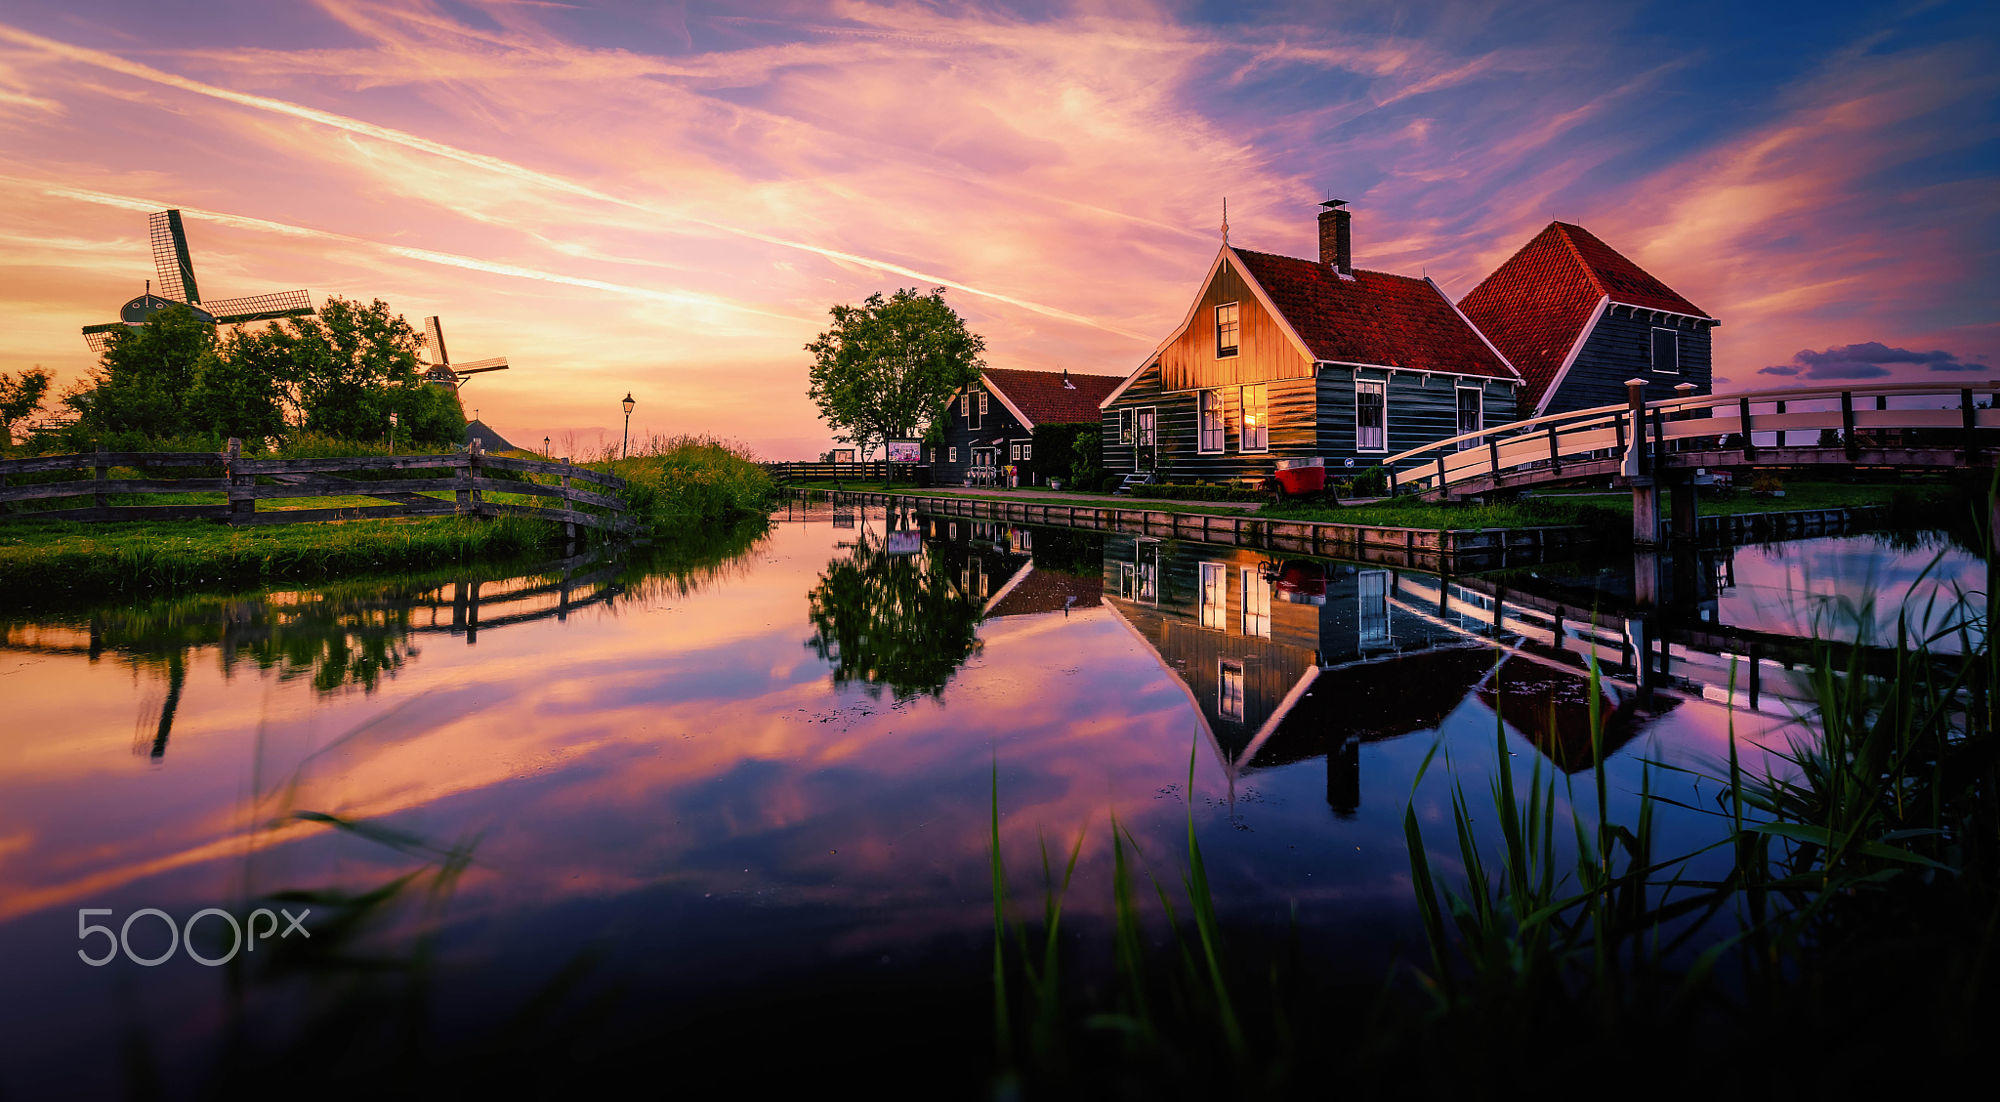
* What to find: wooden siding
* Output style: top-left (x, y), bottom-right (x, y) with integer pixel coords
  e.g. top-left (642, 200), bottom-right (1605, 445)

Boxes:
top-left (1158, 256), bottom-right (1313, 391)
top-left (933, 383), bottom-right (1036, 486)
top-left (1103, 367), bottom-right (1316, 481)
top-left (1543, 307), bottom-right (1714, 415)
top-left (1316, 367), bottom-right (1519, 474)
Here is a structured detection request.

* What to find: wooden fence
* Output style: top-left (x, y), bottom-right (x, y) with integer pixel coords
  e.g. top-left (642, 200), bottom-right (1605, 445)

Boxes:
top-left (765, 460), bottom-right (922, 483)
top-left (0, 439), bottom-right (634, 534)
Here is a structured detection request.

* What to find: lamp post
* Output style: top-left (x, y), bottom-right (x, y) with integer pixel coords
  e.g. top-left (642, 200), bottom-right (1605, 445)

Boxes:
top-left (621, 392), bottom-right (635, 459)
top-left (543, 435), bottom-right (551, 458)
top-left (388, 410), bottom-right (398, 454)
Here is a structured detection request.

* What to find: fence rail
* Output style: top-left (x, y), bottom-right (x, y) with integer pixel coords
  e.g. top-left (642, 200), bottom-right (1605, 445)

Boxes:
top-left (0, 439), bottom-right (634, 534)
top-left (1381, 380), bottom-right (2000, 498)
top-left (764, 461), bottom-right (923, 483)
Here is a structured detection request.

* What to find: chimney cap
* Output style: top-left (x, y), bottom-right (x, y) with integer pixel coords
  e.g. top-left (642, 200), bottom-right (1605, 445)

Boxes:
top-left (1320, 197), bottom-right (1349, 210)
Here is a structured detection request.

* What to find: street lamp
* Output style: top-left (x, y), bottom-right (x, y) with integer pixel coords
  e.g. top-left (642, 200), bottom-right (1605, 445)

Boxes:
top-left (621, 392), bottom-right (635, 459)
top-left (543, 435), bottom-right (551, 458)
top-left (388, 410), bottom-right (398, 454)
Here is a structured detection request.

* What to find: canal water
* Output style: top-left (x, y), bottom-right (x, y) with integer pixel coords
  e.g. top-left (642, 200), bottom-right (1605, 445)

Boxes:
top-left (0, 506), bottom-right (1983, 1095)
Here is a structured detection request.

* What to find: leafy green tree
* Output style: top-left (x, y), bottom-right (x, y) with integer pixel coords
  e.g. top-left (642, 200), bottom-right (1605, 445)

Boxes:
top-left (283, 298), bottom-right (461, 446)
top-left (68, 304), bottom-right (217, 440)
top-left (0, 366), bottom-right (51, 446)
top-left (805, 287), bottom-right (985, 468)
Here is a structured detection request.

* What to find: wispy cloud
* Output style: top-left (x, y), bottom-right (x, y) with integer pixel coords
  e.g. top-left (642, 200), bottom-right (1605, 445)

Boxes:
top-left (1759, 341), bottom-right (1991, 380)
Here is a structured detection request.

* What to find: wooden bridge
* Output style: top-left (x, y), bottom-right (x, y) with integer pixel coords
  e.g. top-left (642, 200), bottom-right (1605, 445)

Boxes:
top-left (1381, 379), bottom-right (1998, 544)
top-left (0, 439), bottom-right (634, 536)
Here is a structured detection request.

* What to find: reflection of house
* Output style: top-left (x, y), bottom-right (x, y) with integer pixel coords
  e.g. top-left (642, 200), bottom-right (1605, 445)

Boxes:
top-left (932, 367), bottom-right (1121, 487)
top-left (985, 566), bottom-right (1102, 620)
top-left (1097, 536), bottom-right (1662, 809)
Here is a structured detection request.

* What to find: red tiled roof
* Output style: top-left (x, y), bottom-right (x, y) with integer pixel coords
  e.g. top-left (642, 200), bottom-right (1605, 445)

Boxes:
top-left (1458, 222), bottom-right (1711, 413)
top-left (982, 367), bottom-right (1122, 427)
top-left (1229, 248), bottom-right (1518, 381)
top-left (987, 567), bottom-right (1103, 619)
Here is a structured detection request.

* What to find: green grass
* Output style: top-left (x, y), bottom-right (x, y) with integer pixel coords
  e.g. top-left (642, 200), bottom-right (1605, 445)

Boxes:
top-left (0, 514), bottom-right (559, 605)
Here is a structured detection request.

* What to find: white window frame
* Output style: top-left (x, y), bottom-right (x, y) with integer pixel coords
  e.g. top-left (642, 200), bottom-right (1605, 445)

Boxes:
top-left (1215, 302), bottom-right (1240, 358)
top-left (1354, 379), bottom-right (1388, 453)
top-left (1118, 408), bottom-right (1134, 444)
top-left (979, 391), bottom-right (991, 421)
top-left (1359, 570), bottom-right (1391, 648)
top-left (948, 446), bottom-right (957, 463)
top-left (1218, 659), bottom-right (1245, 722)
top-left (1197, 389), bottom-right (1225, 454)
top-left (1650, 327), bottom-right (1680, 374)
top-left (1198, 561), bottom-right (1227, 631)
top-left (1022, 442), bottom-right (1032, 460)
top-left (1455, 385), bottom-right (1483, 449)
top-left (1136, 407), bottom-right (1156, 447)
top-left (1240, 566), bottom-right (1271, 639)
top-left (960, 394), bottom-right (970, 419)
top-left (1239, 383), bottom-right (1268, 453)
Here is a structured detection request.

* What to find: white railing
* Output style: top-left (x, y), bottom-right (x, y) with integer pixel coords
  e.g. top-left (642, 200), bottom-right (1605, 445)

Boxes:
top-left (1382, 380), bottom-right (2000, 497)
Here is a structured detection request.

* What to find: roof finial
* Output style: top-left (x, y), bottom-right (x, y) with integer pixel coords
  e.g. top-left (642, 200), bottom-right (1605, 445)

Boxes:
top-left (1220, 197), bottom-right (1229, 246)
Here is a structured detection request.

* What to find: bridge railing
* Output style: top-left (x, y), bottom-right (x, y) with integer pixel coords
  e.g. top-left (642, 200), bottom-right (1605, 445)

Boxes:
top-left (1383, 380), bottom-right (2000, 497)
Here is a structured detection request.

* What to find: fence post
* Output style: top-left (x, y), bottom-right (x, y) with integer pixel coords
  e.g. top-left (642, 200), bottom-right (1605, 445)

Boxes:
top-left (1623, 379), bottom-right (1649, 479)
top-left (93, 443), bottom-right (109, 511)
top-left (224, 437), bottom-right (253, 524)
top-left (1840, 391), bottom-right (1858, 459)
top-left (561, 458), bottom-right (577, 541)
top-left (1962, 388), bottom-right (1978, 459)
top-left (1486, 436), bottom-right (1501, 487)
top-left (455, 446), bottom-right (472, 515)
top-left (468, 439), bottom-right (486, 516)
top-left (1738, 397), bottom-right (1757, 460)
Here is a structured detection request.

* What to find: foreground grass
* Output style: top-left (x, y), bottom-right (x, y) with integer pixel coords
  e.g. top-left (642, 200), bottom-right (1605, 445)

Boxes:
top-left (0, 514), bottom-right (558, 605)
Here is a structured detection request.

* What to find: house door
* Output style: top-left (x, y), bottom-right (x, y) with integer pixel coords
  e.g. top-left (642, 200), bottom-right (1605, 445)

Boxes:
top-left (972, 447), bottom-right (995, 482)
top-left (1135, 408), bottom-right (1157, 470)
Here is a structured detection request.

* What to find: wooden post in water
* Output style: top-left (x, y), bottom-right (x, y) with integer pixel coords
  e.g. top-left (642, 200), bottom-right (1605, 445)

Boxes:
top-left (1624, 380), bottom-right (1660, 546)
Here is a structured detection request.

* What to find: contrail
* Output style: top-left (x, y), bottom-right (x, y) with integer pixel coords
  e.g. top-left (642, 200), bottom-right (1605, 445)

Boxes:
top-left (24, 179), bottom-right (807, 323)
top-left (0, 20), bottom-right (1150, 341)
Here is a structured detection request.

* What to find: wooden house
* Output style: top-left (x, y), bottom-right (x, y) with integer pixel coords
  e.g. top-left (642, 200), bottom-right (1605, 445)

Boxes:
top-left (1457, 221), bottom-right (1719, 417)
top-left (1098, 200), bottom-right (1522, 485)
top-left (931, 367), bottom-right (1121, 486)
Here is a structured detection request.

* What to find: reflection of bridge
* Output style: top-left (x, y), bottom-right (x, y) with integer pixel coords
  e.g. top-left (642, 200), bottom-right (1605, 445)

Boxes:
top-left (1384, 380), bottom-right (1997, 547)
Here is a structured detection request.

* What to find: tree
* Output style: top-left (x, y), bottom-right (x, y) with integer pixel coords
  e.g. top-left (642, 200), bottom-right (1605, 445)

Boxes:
top-left (68, 304), bottom-right (217, 440)
top-left (805, 287), bottom-right (985, 477)
top-left (0, 366), bottom-right (51, 447)
top-left (228, 297), bottom-right (464, 447)
top-left (803, 523), bottom-right (984, 699)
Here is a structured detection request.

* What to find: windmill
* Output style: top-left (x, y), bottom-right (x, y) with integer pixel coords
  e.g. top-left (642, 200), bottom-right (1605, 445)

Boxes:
top-left (81, 209), bottom-right (316, 353)
top-left (419, 315), bottom-right (509, 389)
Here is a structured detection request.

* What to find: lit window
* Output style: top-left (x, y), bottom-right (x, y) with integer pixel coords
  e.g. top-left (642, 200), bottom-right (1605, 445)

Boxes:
top-left (1240, 384), bottom-right (1268, 452)
top-left (1216, 302), bottom-right (1240, 358)
top-left (1198, 390), bottom-right (1224, 453)
top-left (1118, 408), bottom-right (1134, 444)
top-left (1136, 408), bottom-right (1156, 447)
top-left (949, 446), bottom-right (957, 463)
top-left (1011, 443), bottom-right (1022, 461)
top-left (1022, 443), bottom-right (1032, 460)
top-left (1137, 550), bottom-right (1158, 602)
top-left (1241, 567), bottom-right (1271, 638)
top-left (1355, 380), bottom-right (1386, 452)
top-left (1651, 328), bottom-right (1680, 374)
top-left (1199, 561), bottom-right (1227, 631)
top-left (1456, 387), bottom-right (1482, 449)
top-left (1219, 660), bottom-right (1245, 722)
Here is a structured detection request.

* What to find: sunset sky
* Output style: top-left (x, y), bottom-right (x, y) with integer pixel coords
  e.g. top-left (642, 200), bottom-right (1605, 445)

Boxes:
top-left (0, 0), bottom-right (1992, 458)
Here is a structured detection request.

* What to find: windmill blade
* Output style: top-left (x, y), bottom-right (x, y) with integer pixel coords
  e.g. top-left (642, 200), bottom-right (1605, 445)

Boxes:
top-left (82, 327), bottom-right (117, 353)
top-left (149, 210), bottom-right (200, 304)
top-left (452, 357), bottom-right (508, 373)
top-left (424, 316), bottom-right (449, 368)
top-left (204, 290), bottom-right (315, 325)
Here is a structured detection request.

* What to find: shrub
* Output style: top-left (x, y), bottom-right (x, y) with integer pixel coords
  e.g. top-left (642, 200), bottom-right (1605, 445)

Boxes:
top-left (1130, 482), bottom-right (1269, 502)
top-left (600, 434), bottom-right (777, 534)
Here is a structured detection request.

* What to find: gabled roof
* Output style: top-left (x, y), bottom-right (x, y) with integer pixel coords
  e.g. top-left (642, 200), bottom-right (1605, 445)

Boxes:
top-left (1230, 248), bottom-right (1519, 380)
top-left (986, 566), bottom-right (1103, 619)
top-left (1100, 245), bottom-right (1519, 408)
top-left (980, 367), bottom-right (1121, 428)
top-left (1458, 222), bottom-right (1715, 415)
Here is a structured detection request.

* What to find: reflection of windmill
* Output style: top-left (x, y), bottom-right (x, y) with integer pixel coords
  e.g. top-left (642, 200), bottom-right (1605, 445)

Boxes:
top-left (81, 210), bottom-right (316, 353)
top-left (420, 315), bottom-right (509, 389)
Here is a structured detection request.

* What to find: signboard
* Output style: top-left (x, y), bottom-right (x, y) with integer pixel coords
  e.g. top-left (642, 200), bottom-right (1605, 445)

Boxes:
top-left (885, 530), bottom-right (921, 555)
top-left (830, 448), bottom-right (856, 463)
top-left (884, 439), bottom-right (922, 464)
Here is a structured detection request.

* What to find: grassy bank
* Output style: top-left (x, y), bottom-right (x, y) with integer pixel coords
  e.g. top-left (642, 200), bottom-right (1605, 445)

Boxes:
top-left (0, 514), bottom-right (558, 604)
top-left (594, 434), bottom-right (778, 536)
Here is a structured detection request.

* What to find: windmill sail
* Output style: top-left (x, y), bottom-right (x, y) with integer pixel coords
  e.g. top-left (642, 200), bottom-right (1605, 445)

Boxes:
top-left (424, 316), bottom-right (449, 367)
top-left (450, 357), bottom-right (509, 375)
top-left (203, 290), bottom-right (315, 325)
top-left (150, 210), bottom-right (200, 304)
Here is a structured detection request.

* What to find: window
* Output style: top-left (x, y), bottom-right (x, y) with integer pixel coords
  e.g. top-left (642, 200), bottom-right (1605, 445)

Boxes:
top-left (1119, 562), bottom-right (1138, 599)
top-left (948, 446), bottom-right (957, 463)
top-left (1011, 443), bottom-right (1021, 461)
top-left (1198, 390), bottom-right (1225, 453)
top-left (1215, 302), bottom-right (1240, 357)
top-left (1136, 408), bottom-right (1156, 447)
top-left (1355, 380), bottom-right (1387, 452)
top-left (1456, 386), bottom-right (1482, 448)
top-left (1651, 328), bottom-right (1680, 374)
top-left (1218, 660), bottom-right (1245, 722)
top-left (932, 447), bottom-right (940, 464)
top-left (1358, 571), bottom-right (1390, 647)
top-left (1241, 567), bottom-right (1271, 638)
top-left (1118, 408), bottom-right (1134, 444)
top-left (1022, 443), bottom-right (1032, 460)
top-left (1240, 384), bottom-right (1268, 452)
top-left (979, 392), bottom-right (990, 421)
top-left (1199, 561), bottom-right (1228, 631)
top-left (1137, 549), bottom-right (1158, 602)
top-left (960, 394), bottom-right (970, 419)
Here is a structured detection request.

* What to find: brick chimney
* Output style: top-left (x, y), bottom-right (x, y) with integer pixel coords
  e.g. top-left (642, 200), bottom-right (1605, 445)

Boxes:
top-left (1318, 198), bottom-right (1352, 275)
